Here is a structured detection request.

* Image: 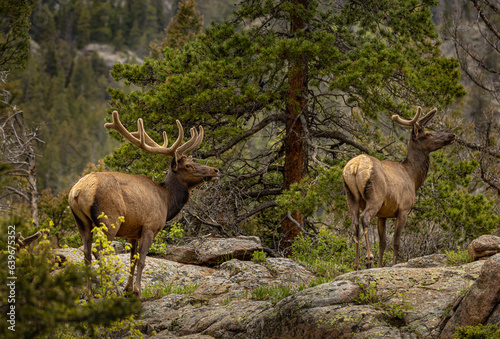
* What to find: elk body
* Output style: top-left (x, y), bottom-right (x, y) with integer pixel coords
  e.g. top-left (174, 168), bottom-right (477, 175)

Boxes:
top-left (342, 107), bottom-right (455, 269)
top-left (68, 111), bottom-right (219, 295)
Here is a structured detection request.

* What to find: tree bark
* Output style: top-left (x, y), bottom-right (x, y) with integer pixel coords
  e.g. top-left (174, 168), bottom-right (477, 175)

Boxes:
top-left (281, 0), bottom-right (309, 253)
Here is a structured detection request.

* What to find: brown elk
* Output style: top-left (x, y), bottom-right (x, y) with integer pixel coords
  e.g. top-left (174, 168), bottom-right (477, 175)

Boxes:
top-left (342, 107), bottom-right (455, 269)
top-left (68, 111), bottom-right (219, 295)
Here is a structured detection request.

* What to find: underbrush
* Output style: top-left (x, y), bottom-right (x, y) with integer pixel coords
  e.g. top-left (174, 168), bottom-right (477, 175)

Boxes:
top-left (142, 281), bottom-right (199, 299)
top-left (290, 227), bottom-right (356, 279)
top-left (455, 322), bottom-right (500, 339)
top-left (148, 222), bottom-right (185, 255)
top-left (0, 218), bottom-right (143, 339)
top-left (444, 247), bottom-right (473, 266)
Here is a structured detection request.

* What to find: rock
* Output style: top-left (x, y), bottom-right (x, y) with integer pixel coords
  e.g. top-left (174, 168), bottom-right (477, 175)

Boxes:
top-left (242, 262), bottom-right (484, 339)
top-left (56, 240), bottom-right (496, 338)
top-left (142, 299), bottom-right (271, 338)
top-left (193, 258), bottom-right (315, 305)
top-left (141, 257), bottom-right (315, 337)
top-left (441, 253), bottom-right (500, 338)
top-left (53, 248), bottom-right (215, 289)
top-left (80, 43), bottom-right (143, 68)
top-left (247, 280), bottom-right (364, 339)
top-left (158, 236), bottom-right (263, 265)
top-left (467, 235), bottom-right (500, 260)
top-left (393, 253), bottom-right (448, 268)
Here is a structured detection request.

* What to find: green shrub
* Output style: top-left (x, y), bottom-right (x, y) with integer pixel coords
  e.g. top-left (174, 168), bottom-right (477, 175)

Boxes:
top-left (445, 247), bottom-right (472, 266)
top-left (291, 227), bottom-right (355, 279)
top-left (149, 221), bottom-right (185, 255)
top-left (455, 323), bottom-right (500, 339)
top-left (251, 250), bottom-right (267, 263)
top-left (354, 281), bottom-right (413, 323)
top-left (141, 281), bottom-right (199, 299)
top-left (0, 225), bottom-right (141, 339)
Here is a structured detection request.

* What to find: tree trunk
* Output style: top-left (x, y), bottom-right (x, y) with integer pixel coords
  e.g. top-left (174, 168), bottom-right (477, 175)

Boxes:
top-left (281, 0), bottom-right (308, 254)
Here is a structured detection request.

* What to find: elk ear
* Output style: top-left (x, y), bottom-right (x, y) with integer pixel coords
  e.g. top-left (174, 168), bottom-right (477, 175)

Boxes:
top-left (171, 156), bottom-right (180, 172)
top-left (413, 124), bottom-right (420, 138)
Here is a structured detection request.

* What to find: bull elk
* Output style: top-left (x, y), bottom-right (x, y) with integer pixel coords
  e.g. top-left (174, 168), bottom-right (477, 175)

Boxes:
top-left (68, 111), bottom-right (219, 295)
top-left (342, 107), bottom-right (455, 269)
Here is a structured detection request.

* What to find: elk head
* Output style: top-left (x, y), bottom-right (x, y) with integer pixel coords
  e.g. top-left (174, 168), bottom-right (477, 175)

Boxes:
top-left (105, 110), bottom-right (219, 187)
top-left (392, 107), bottom-right (456, 153)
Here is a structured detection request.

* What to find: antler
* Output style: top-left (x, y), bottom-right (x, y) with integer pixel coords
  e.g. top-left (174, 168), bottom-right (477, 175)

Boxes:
top-left (391, 106), bottom-right (437, 129)
top-left (105, 111), bottom-right (204, 157)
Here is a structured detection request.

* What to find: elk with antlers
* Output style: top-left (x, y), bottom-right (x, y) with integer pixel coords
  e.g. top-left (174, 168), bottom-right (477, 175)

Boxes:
top-left (68, 111), bottom-right (219, 296)
top-left (342, 107), bottom-right (455, 269)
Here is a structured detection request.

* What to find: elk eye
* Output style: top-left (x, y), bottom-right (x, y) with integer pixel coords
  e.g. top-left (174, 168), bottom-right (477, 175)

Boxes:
top-left (185, 164), bottom-right (192, 169)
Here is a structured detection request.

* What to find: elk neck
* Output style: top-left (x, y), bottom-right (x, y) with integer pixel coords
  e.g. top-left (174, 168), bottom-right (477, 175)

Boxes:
top-left (401, 141), bottom-right (431, 191)
top-left (160, 170), bottom-right (190, 222)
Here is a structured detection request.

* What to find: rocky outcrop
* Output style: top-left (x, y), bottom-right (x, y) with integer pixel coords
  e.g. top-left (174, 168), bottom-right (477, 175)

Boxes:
top-left (245, 260), bottom-right (485, 339)
top-left (58, 236), bottom-right (500, 338)
top-left (157, 236), bottom-right (264, 265)
top-left (137, 254), bottom-right (493, 338)
top-left (468, 235), bottom-right (500, 260)
top-left (441, 253), bottom-right (500, 338)
top-left (80, 43), bottom-right (142, 68)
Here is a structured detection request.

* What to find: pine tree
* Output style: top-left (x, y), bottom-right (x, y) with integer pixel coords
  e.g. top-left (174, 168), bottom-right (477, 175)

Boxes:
top-left (76, 1), bottom-right (91, 48)
top-left (0, 0), bottom-right (34, 70)
top-left (164, 0), bottom-right (203, 49)
top-left (107, 0), bottom-right (466, 252)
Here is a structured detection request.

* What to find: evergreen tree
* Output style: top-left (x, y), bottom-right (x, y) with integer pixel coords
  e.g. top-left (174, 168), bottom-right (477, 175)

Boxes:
top-left (107, 0), bottom-right (466, 252)
top-left (76, 1), bottom-right (91, 48)
top-left (164, 0), bottom-right (203, 49)
top-left (0, 0), bottom-right (34, 70)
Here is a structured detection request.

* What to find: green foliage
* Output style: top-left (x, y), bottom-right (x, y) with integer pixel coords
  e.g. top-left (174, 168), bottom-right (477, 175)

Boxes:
top-left (445, 247), bottom-right (472, 267)
top-left (0, 0), bottom-right (34, 70)
top-left (106, 0), bottom-right (465, 243)
top-left (413, 153), bottom-right (500, 243)
top-left (168, 221), bottom-right (185, 239)
top-left (355, 281), bottom-right (379, 305)
top-left (277, 163), bottom-right (347, 221)
top-left (354, 281), bottom-right (413, 322)
top-left (92, 214), bottom-right (131, 298)
top-left (0, 226), bottom-right (141, 339)
top-left (149, 222), bottom-right (185, 255)
top-left (379, 298), bottom-right (414, 321)
top-left (38, 188), bottom-right (75, 247)
top-left (291, 227), bottom-right (354, 279)
top-left (250, 277), bottom-right (339, 304)
top-left (455, 322), bottom-right (500, 339)
top-left (163, 0), bottom-right (203, 50)
top-left (251, 250), bottom-right (267, 263)
top-left (141, 281), bottom-right (199, 299)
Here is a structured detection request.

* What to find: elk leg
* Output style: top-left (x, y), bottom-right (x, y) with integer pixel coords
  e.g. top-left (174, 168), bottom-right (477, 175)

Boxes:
top-left (345, 192), bottom-right (361, 270)
top-left (360, 206), bottom-right (379, 268)
top-left (393, 212), bottom-right (408, 266)
top-left (352, 210), bottom-right (361, 270)
top-left (134, 230), bottom-right (155, 296)
top-left (377, 218), bottom-right (387, 267)
top-left (75, 220), bottom-right (94, 297)
top-left (124, 239), bottom-right (138, 293)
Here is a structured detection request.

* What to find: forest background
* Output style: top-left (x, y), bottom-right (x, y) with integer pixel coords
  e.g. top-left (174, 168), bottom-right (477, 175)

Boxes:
top-left (1, 0), bottom-right (499, 261)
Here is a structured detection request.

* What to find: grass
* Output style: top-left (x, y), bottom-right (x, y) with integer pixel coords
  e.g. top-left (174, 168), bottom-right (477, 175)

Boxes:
top-left (445, 247), bottom-right (472, 266)
top-left (141, 281), bottom-right (199, 299)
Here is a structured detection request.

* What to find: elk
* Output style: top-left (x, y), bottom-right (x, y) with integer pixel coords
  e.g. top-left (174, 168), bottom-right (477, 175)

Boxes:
top-left (342, 107), bottom-right (455, 269)
top-left (68, 111), bottom-right (219, 296)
